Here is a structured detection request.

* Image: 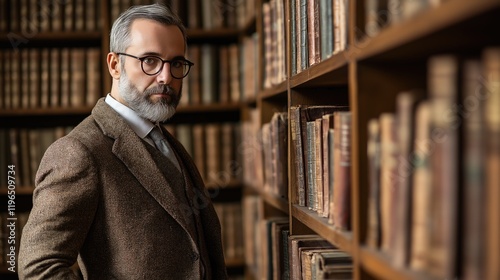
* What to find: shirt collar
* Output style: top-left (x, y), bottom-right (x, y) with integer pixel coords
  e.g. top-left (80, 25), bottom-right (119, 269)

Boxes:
top-left (104, 94), bottom-right (155, 139)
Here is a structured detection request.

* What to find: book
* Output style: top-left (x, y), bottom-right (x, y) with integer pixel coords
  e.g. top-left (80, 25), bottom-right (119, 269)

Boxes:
top-left (366, 118), bottom-right (381, 249)
top-left (288, 235), bottom-right (334, 280)
top-left (332, 111), bottom-right (351, 230)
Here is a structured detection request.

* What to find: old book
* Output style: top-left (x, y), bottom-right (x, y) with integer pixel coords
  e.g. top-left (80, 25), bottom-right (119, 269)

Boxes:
top-left (229, 44), bottom-right (241, 103)
top-left (299, 105), bottom-right (350, 209)
top-left (221, 123), bottom-right (236, 181)
top-left (294, 0), bottom-right (302, 74)
top-left (85, 0), bottom-right (97, 31)
top-left (243, 195), bottom-right (262, 271)
top-left (3, 51), bottom-right (11, 109)
top-left (290, 105), bottom-right (306, 206)
top-left (187, 0), bottom-right (201, 29)
top-left (307, 0), bottom-right (321, 66)
top-left (50, 48), bottom-right (61, 107)
top-left (262, 2), bottom-right (273, 88)
top-left (10, 51), bottom-right (21, 109)
top-left (290, 0), bottom-right (297, 75)
top-left (379, 113), bottom-right (397, 255)
top-left (314, 118), bottom-right (324, 215)
top-left (299, 0), bottom-right (309, 70)
top-left (428, 55), bottom-right (459, 279)
top-left (175, 124), bottom-right (193, 157)
top-left (461, 59), bottom-right (486, 280)
top-left (271, 112), bottom-right (289, 198)
top-left (218, 46), bottom-right (230, 104)
top-left (205, 124), bottom-right (221, 185)
top-left (271, 219), bottom-right (289, 280)
top-left (21, 49), bottom-right (30, 109)
top-left (70, 48), bottom-right (86, 107)
top-left (19, 129), bottom-right (32, 188)
top-left (328, 128), bottom-right (335, 225)
top-left (30, 50), bottom-right (40, 106)
top-left (366, 118), bottom-right (381, 249)
top-left (187, 45), bottom-right (201, 105)
top-left (483, 47), bottom-right (500, 280)
top-left (64, 0), bottom-right (74, 31)
top-left (289, 235), bottom-right (334, 280)
top-left (306, 121), bottom-right (317, 210)
top-left (321, 114), bottom-right (334, 218)
top-left (60, 48), bottom-right (71, 107)
top-left (192, 124), bottom-right (206, 181)
top-left (201, 44), bottom-right (217, 104)
top-left (261, 217), bottom-right (288, 280)
top-left (319, 0), bottom-right (334, 60)
top-left (333, 111), bottom-right (351, 230)
top-left (74, 0), bottom-right (84, 30)
top-left (86, 48), bottom-right (101, 106)
top-left (262, 122), bottom-right (274, 192)
top-left (40, 48), bottom-right (50, 108)
top-left (392, 90), bottom-right (425, 267)
top-left (311, 249), bottom-right (353, 279)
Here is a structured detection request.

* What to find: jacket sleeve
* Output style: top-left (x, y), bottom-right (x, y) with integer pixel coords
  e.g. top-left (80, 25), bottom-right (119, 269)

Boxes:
top-left (18, 136), bottom-right (99, 279)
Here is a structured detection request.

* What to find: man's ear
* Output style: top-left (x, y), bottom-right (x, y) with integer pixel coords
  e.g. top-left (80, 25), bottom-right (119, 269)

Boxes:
top-left (107, 52), bottom-right (121, 79)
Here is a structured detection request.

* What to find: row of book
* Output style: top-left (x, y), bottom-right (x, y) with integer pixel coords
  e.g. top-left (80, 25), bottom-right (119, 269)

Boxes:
top-left (110, 0), bottom-right (257, 30)
top-left (290, 106), bottom-right (352, 231)
top-left (182, 41), bottom-right (258, 106)
top-left (162, 122), bottom-right (242, 187)
top-left (364, 47), bottom-right (500, 280)
top-left (243, 195), bottom-right (353, 280)
top-left (364, 0), bottom-right (445, 37)
top-left (262, 0), bottom-right (287, 88)
top-left (291, 0), bottom-right (348, 76)
top-left (0, 127), bottom-right (73, 189)
top-left (0, 0), bottom-right (102, 33)
top-left (0, 48), bottom-right (101, 110)
top-left (213, 202), bottom-right (245, 262)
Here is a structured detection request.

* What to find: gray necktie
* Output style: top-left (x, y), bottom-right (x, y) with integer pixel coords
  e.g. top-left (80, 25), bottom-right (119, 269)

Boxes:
top-left (149, 126), bottom-right (181, 172)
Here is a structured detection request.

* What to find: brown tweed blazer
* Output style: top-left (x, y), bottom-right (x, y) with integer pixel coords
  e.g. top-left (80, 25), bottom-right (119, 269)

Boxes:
top-left (18, 98), bottom-right (228, 279)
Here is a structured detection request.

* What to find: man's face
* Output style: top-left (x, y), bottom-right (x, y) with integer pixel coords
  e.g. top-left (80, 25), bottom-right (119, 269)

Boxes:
top-left (118, 19), bottom-right (185, 123)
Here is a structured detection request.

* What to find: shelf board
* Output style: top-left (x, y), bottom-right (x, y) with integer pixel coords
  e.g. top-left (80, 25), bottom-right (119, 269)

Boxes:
top-left (248, 184), bottom-right (289, 214)
top-left (290, 52), bottom-right (349, 88)
top-left (187, 28), bottom-right (240, 43)
top-left (0, 31), bottom-right (102, 48)
top-left (354, 0), bottom-right (500, 61)
top-left (205, 179), bottom-right (242, 190)
top-left (360, 246), bottom-right (439, 280)
top-left (224, 257), bottom-right (246, 267)
top-left (291, 205), bottom-right (353, 254)
top-left (176, 103), bottom-right (242, 113)
top-left (259, 80), bottom-right (288, 100)
top-left (0, 107), bottom-right (93, 117)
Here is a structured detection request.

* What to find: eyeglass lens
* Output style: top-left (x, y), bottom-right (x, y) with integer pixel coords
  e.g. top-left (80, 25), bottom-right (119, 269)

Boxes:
top-left (142, 57), bottom-right (189, 78)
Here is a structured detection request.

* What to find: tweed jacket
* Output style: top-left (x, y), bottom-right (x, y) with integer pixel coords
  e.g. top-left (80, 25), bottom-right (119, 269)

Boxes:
top-left (18, 98), bottom-right (228, 279)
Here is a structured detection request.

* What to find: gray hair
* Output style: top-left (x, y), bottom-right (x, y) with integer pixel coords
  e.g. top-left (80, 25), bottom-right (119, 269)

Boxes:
top-left (109, 3), bottom-right (187, 53)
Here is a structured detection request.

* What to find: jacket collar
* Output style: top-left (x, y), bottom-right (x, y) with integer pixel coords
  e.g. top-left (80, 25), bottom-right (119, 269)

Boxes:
top-left (91, 98), bottom-right (197, 245)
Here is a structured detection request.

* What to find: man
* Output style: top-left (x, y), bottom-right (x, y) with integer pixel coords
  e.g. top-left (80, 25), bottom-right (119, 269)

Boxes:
top-left (18, 4), bottom-right (228, 279)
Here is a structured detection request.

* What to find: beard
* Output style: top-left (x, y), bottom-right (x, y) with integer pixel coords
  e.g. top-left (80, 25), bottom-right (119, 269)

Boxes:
top-left (118, 71), bottom-right (182, 123)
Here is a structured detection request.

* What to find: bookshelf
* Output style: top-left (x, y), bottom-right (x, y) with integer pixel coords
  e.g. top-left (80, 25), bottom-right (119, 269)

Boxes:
top-left (0, 0), bottom-right (257, 278)
top-left (243, 0), bottom-right (500, 279)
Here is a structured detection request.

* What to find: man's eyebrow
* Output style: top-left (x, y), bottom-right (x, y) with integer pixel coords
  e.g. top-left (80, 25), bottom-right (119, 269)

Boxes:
top-left (141, 52), bottom-right (187, 60)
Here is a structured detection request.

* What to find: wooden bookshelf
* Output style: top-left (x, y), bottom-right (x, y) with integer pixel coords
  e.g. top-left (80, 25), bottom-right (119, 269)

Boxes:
top-left (243, 0), bottom-right (500, 279)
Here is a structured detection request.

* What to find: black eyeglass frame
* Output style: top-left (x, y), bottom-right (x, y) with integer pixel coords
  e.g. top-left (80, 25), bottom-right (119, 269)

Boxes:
top-left (116, 52), bottom-right (194, 79)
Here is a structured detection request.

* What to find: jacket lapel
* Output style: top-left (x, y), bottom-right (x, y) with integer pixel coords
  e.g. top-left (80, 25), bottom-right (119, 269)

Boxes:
top-left (91, 99), bottom-right (194, 240)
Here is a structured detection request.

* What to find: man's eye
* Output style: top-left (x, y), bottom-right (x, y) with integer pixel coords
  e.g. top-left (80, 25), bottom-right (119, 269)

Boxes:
top-left (171, 60), bottom-right (184, 68)
top-left (143, 57), bottom-right (158, 65)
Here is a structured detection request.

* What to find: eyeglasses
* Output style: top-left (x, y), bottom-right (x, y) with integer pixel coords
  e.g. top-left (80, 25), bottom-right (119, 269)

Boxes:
top-left (117, 52), bottom-right (194, 79)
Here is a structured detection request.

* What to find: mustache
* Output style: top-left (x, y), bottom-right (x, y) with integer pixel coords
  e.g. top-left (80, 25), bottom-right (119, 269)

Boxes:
top-left (143, 85), bottom-right (176, 96)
